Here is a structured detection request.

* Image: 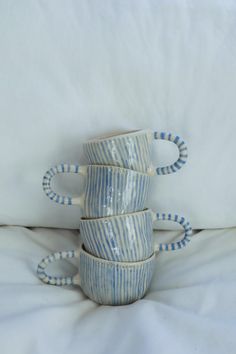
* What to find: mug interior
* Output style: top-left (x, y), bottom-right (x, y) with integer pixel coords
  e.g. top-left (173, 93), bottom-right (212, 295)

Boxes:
top-left (80, 208), bottom-right (151, 222)
top-left (86, 129), bottom-right (151, 143)
top-left (87, 164), bottom-right (150, 177)
top-left (80, 244), bottom-right (155, 266)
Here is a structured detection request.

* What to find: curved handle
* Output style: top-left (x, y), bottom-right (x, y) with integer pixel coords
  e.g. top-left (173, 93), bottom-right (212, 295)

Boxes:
top-left (37, 249), bottom-right (80, 286)
top-left (154, 132), bottom-right (188, 175)
top-left (152, 212), bottom-right (192, 251)
top-left (42, 164), bottom-right (86, 206)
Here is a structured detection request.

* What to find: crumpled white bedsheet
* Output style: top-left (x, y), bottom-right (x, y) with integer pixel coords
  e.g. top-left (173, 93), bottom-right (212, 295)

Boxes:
top-left (1, 0), bottom-right (236, 229)
top-left (0, 226), bottom-right (235, 354)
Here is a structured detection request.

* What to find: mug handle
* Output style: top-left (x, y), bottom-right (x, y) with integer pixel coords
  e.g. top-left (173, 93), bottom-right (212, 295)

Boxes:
top-left (42, 164), bottom-right (86, 206)
top-left (152, 212), bottom-right (192, 251)
top-left (153, 132), bottom-right (188, 175)
top-left (37, 249), bottom-right (81, 286)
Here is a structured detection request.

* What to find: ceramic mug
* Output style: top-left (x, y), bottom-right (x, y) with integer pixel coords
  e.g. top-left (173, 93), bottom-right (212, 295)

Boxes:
top-left (80, 210), bottom-right (192, 262)
top-left (83, 130), bottom-right (188, 175)
top-left (43, 164), bottom-right (150, 217)
top-left (37, 246), bottom-right (155, 305)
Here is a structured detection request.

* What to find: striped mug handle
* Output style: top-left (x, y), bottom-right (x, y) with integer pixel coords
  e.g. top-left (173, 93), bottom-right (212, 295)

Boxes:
top-left (154, 132), bottom-right (188, 175)
top-left (152, 212), bottom-right (192, 251)
top-left (37, 249), bottom-right (81, 286)
top-left (42, 164), bottom-right (86, 206)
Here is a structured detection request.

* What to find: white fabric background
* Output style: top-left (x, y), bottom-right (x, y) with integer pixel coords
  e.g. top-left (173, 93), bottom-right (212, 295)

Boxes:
top-left (0, 226), bottom-right (235, 354)
top-left (0, 0), bottom-right (236, 228)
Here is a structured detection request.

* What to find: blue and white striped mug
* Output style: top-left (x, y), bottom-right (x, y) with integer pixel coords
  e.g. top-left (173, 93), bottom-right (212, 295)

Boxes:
top-left (43, 164), bottom-right (150, 217)
top-left (80, 210), bottom-right (192, 262)
top-left (37, 246), bottom-right (155, 305)
top-left (83, 130), bottom-right (188, 175)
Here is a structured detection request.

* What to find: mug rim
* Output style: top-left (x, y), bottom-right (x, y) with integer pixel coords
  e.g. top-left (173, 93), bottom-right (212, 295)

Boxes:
top-left (80, 245), bottom-right (156, 266)
top-left (85, 129), bottom-right (152, 143)
top-left (87, 164), bottom-right (150, 177)
top-left (80, 208), bottom-right (151, 223)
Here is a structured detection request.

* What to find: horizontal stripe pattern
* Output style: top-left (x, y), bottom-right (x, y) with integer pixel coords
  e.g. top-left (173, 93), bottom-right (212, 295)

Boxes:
top-left (84, 165), bottom-right (150, 217)
top-left (80, 210), bottom-right (153, 262)
top-left (37, 250), bottom-right (77, 286)
top-left (84, 131), bottom-right (153, 174)
top-left (154, 132), bottom-right (188, 175)
top-left (37, 247), bottom-right (155, 305)
top-left (80, 250), bottom-right (155, 305)
top-left (154, 213), bottom-right (193, 251)
top-left (43, 164), bottom-right (150, 217)
top-left (42, 164), bottom-right (80, 205)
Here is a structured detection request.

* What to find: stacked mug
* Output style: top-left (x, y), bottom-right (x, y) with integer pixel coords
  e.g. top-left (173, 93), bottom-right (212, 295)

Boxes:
top-left (37, 129), bottom-right (192, 305)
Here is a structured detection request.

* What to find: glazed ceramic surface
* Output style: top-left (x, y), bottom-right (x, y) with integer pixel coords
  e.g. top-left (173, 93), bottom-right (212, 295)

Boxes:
top-left (42, 164), bottom-right (150, 217)
top-left (83, 130), bottom-right (188, 175)
top-left (80, 210), bottom-right (193, 262)
top-left (37, 246), bottom-right (155, 306)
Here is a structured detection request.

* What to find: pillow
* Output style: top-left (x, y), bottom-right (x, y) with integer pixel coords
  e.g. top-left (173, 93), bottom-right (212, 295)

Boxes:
top-left (0, 0), bottom-right (235, 229)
